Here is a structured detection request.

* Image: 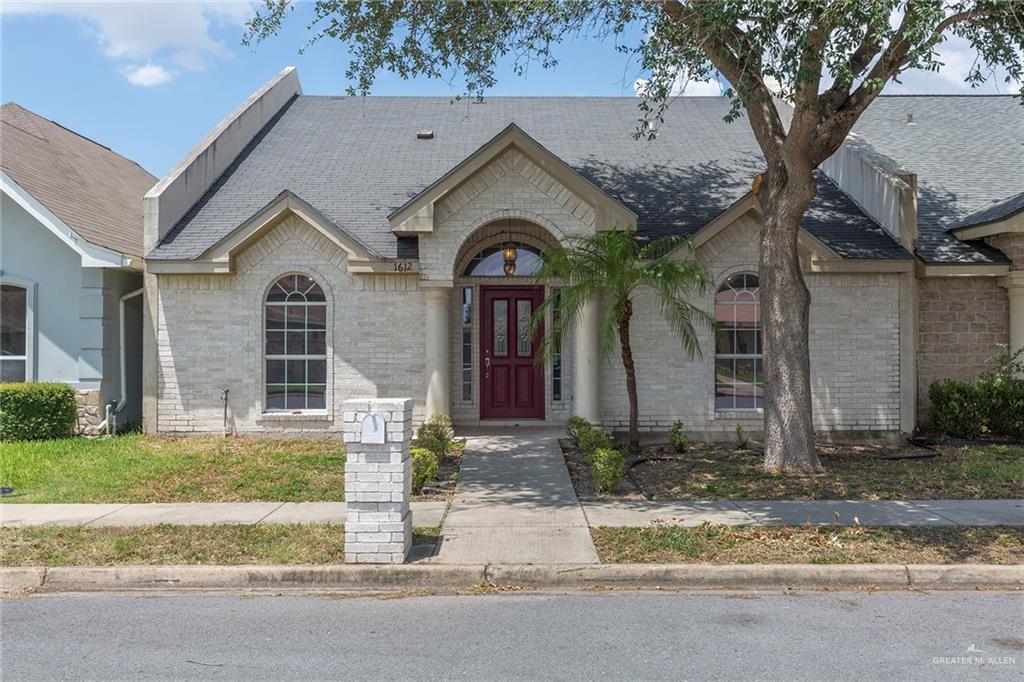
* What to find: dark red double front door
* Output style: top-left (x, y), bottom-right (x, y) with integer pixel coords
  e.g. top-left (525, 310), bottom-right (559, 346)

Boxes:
top-left (480, 286), bottom-right (544, 420)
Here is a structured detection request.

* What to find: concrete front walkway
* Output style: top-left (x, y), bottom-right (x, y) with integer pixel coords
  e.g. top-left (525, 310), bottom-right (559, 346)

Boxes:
top-left (435, 430), bottom-right (600, 564)
top-left (0, 501), bottom-right (447, 529)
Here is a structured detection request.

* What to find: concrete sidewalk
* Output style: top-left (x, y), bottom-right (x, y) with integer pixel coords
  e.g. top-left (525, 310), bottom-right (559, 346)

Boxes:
top-left (0, 501), bottom-right (447, 528)
top-left (582, 499), bottom-right (1024, 527)
top-left (435, 431), bottom-right (600, 564)
top-left (2, 500), bottom-right (1020, 529)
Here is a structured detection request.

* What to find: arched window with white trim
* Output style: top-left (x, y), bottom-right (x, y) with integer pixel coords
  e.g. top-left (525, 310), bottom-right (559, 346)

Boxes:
top-left (1, 283), bottom-right (31, 382)
top-left (714, 273), bottom-right (763, 410)
top-left (264, 274), bottom-right (327, 411)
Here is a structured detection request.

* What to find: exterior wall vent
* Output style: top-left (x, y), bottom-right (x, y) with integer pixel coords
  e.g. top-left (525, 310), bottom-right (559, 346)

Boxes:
top-left (416, 129), bottom-right (434, 140)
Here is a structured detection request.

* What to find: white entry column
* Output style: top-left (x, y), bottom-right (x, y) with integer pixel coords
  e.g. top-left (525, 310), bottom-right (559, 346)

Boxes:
top-left (1002, 272), bottom-right (1024, 375)
top-left (573, 297), bottom-right (601, 423)
top-left (423, 285), bottom-right (452, 418)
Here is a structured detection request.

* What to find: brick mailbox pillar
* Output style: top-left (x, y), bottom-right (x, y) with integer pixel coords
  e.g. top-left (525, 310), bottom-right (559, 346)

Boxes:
top-left (342, 398), bottom-right (413, 564)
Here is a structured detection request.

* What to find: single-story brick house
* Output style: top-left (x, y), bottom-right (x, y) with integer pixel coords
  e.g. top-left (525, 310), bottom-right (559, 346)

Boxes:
top-left (2, 103), bottom-right (156, 433)
top-left (142, 68), bottom-right (1023, 437)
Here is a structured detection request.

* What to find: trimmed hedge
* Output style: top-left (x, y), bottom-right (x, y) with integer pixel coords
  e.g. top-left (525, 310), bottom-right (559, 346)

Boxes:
top-left (591, 448), bottom-right (626, 493)
top-left (928, 371), bottom-right (1024, 440)
top-left (577, 426), bottom-right (613, 458)
top-left (0, 382), bottom-right (78, 441)
top-left (410, 447), bottom-right (439, 494)
top-left (566, 416), bottom-right (590, 447)
top-left (416, 414), bottom-right (464, 458)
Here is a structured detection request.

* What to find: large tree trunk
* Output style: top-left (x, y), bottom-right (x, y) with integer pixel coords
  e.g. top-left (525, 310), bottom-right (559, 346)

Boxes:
top-left (759, 170), bottom-right (824, 474)
top-left (617, 299), bottom-right (640, 455)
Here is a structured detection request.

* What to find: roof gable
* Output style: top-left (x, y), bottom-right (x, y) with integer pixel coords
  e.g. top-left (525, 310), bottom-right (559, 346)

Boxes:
top-left (1, 103), bottom-right (156, 259)
top-left (388, 123), bottom-right (637, 235)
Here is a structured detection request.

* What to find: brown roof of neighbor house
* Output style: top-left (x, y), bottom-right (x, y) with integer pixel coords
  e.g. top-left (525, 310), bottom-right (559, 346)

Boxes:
top-left (1, 102), bottom-right (156, 260)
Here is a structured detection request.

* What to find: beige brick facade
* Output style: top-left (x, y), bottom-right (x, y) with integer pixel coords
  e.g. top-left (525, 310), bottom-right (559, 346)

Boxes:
top-left (917, 276), bottom-right (1009, 416)
top-left (599, 214), bottom-right (902, 434)
top-left (987, 233), bottom-right (1024, 269)
top-left (153, 160), bottom-right (908, 436)
top-left (155, 216), bottom-right (425, 434)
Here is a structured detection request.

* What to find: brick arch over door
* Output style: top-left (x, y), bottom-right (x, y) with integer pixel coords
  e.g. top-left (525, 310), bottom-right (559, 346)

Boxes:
top-left (452, 217), bottom-right (563, 281)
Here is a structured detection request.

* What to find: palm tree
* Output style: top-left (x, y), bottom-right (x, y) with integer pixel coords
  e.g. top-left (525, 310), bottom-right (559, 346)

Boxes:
top-left (532, 228), bottom-right (713, 455)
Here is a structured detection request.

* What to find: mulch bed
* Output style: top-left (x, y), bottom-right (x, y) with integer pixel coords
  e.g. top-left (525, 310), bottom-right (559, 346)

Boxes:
top-left (562, 438), bottom-right (1024, 501)
top-left (414, 447), bottom-right (463, 501)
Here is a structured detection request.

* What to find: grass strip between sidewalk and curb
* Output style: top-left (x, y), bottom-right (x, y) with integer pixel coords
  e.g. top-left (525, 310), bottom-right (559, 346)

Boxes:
top-left (591, 525), bottom-right (1024, 565)
top-left (1, 525), bottom-right (442, 567)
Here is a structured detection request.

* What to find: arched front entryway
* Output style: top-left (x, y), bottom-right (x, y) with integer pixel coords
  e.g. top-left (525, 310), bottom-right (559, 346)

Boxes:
top-left (451, 219), bottom-right (562, 422)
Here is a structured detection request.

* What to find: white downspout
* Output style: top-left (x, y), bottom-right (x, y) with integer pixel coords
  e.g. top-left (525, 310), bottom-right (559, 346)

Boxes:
top-left (96, 287), bottom-right (144, 434)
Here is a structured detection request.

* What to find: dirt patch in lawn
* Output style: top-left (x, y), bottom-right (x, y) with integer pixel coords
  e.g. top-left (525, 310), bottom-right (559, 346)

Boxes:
top-left (592, 525), bottom-right (1024, 564)
top-left (563, 440), bottom-right (1024, 500)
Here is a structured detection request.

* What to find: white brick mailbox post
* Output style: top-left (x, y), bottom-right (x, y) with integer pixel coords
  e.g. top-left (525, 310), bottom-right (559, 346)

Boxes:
top-left (342, 398), bottom-right (413, 563)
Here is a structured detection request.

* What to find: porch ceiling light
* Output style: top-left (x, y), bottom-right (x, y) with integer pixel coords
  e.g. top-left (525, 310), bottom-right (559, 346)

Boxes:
top-left (503, 243), bottom-right (517, 276)
top-left (503, 214), bottom-right (517, 276)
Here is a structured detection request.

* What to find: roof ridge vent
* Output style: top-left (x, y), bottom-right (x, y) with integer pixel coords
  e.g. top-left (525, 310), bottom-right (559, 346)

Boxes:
top-left (416, 129), bottom-right (434, 139)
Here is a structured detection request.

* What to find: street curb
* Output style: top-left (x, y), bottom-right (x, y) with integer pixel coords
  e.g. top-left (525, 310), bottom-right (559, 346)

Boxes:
top-left (2, 563), bottom-right (1020, 594)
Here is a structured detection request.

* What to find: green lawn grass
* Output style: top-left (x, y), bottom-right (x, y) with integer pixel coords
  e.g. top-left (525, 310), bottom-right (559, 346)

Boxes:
top-left (0, 434), bottom-right (346, 503)
top-left (592, 525), bottom-right (1024, 564)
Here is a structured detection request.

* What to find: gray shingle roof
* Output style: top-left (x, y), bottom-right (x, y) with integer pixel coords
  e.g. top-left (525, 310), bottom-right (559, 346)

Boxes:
top-left (851, 95), bottom-right (1023, 264)
top-left (2, 102), bottom-right (157, 259)
top-left (151, 96), bottom-right (909, 261)
top-left (952, 190), bottom-right (1024, 231)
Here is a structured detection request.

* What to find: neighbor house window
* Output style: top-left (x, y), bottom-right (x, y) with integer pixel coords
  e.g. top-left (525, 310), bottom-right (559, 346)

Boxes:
top-left (714, 273), bottom-right (763, 410)
top-left (1, 284), bottom-right (29, 382)
top-left (461, 287), bottom-right (473, 401)
top-left (265, 275), bottom-right (327, 411)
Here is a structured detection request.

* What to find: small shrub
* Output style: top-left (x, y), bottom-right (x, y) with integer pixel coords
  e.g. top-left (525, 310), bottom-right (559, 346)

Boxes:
top-left (410, 447), bottom-right (439, 494)
top-left (416, 414), bottom-right (463, 458)
top-left (591, 448), bottom-right (626, 493)
top-left (977, 346), bottom-right (1024, 439)
top-left (567, 415), bottom-right (590, 447)
top-left (735, 423), bottom-right (747, 449)
top-left (983, 378), bottom-right (1024, 439)
top-left (577, 426), bottom-right (612, 457)
top-left (0, 382), bottom-right (78, 441)
top-left (928, 380), bottom-right (985, 439)
top-left (669, 420), bottom-right (688, 453)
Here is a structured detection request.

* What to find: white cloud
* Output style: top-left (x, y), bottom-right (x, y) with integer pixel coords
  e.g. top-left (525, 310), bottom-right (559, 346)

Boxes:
top-left (3, 1), bottom-right (255, 86)
top-left (885, 34), bottom-right (1021, 94)
top-left (634, 68), bottom-right (724, 97)
top-left (121, 63), bottom-right (177, 87)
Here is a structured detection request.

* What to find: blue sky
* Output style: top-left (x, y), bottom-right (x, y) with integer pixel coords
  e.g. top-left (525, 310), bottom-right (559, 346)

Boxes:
top-left (2, 1), bottom-right (1019, 178)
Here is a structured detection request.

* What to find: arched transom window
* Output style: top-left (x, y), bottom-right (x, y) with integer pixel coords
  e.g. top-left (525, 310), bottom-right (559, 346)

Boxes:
top-left (463, 243), bottom-right (543, 277)
top-left (265, 275), bottom-right (327, 411)
top-left (714, 273), bottom-right (763, 410)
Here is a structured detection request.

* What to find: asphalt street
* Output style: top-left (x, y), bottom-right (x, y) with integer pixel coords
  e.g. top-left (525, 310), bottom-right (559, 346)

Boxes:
top-left (2, 591), bottom-right (1021, 680)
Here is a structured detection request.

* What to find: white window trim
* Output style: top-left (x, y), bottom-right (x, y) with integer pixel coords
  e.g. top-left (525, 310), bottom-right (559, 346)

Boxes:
top-left (262, 275), bottom-right (329, 415)
top-left (714, 273), bottom-right (764, 413)
top-left (0, 274), bottom-right (36, 382)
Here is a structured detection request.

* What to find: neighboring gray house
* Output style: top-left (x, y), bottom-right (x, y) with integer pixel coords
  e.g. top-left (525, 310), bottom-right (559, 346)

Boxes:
top-left (1, 103), bottom-right (156, 432)
top-left (142, 68), bottom-right (1023, 437)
